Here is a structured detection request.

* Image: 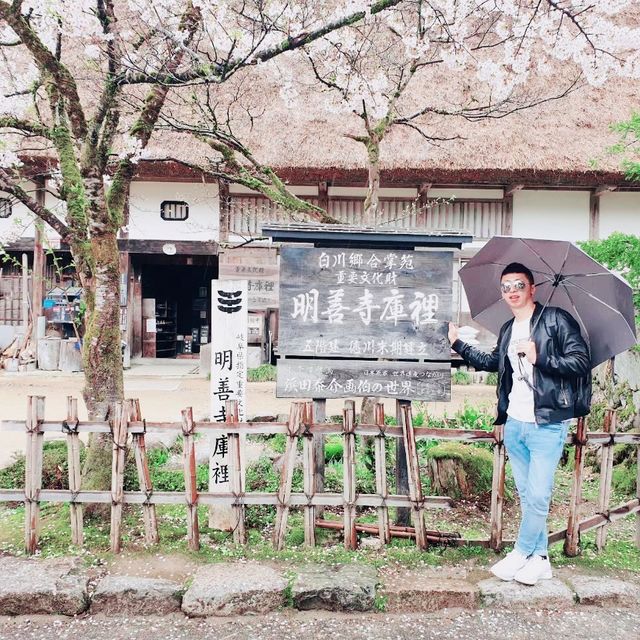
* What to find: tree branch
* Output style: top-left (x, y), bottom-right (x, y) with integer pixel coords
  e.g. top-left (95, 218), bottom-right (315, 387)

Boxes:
top-left (0, 168), bottom-right (70, 239)
top-left (0, 115), bottom-right (51, 138)
top-left (0, 0), bottom-right (88, 140)
top-left (121, 0), bottom-right (404, 85)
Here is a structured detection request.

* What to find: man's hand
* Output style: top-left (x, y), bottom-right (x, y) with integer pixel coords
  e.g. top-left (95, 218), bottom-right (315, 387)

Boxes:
top-left (448, 322), bottom-right (459, 344)
top-left (517, 340), bottom-right (537, 365)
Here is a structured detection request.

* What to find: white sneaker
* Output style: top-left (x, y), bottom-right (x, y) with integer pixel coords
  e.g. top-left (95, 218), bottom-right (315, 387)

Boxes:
top-left (490, 549), bottom-right (529, 581)
top-left (514, 555), bottom-right (553, 585)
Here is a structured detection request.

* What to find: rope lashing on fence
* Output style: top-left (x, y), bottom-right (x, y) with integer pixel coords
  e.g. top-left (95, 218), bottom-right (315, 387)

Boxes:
top-left (304, 492), bottom-right (315, 508)
top-left (24, 489), bottom-right (40, 504)
top-left (61, 419), bottom-right (80, 434)
top-left (69, 490), bottom-right (80, 504)
top-left (25, 418), bottom-right (43, 434)
top-left (143, 490), bottom-right (153, 506)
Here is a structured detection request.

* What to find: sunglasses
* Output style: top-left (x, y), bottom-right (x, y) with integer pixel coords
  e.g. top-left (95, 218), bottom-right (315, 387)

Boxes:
top-left (500, 279), bottom-right (528, 293)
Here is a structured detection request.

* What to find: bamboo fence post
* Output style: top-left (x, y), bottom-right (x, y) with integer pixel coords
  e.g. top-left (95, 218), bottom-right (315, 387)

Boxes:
top-left (374, 402), bottom-right (390, 545)
top-left (24, 395), bottom-right (45, 555)
top-left (65, 396), bottom-right (83, 546)
top-left (596, 409), bottom-right (617, 551)
top-left (343, 400), bottom-right (357, 550)
top-left (489, 423), bottom-right (506, 551)
top-left (302, 401), bottom-right (316, 547)
top-left (395, 399), bottom-right (411, 526)
top-left (400, 402), bottom-right (428, 550)
top-left (225, 399), bottom-right (246, 545)
top-left (636, 441), bottom-right (640, 549)
top-left (313, 398), bottom-right (326, 517)
top-left (273, 402), bottom-right (303, 550)
top-left (129, 399), bottom-right (159, 545)
top-left (564, 416), bottom-right (587, 557)
top-left (181, 406), bottom-right (200, 551)
top-left (110, 402), bottom-right (128, 554)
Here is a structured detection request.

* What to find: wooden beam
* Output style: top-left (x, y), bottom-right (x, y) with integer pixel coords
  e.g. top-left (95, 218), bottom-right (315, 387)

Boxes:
top-left (504, 184), bottom-right (524, 196)
top-left (318, 181), bottom-right (329, 213)
top-left (589, 191), bottom-right (600, 240)
top-left (218, 179), bottom-right (230, 243)
top-left (595, 185), bottom-right (617, 197)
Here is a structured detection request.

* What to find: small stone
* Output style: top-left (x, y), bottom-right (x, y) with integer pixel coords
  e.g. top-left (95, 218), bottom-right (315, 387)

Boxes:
top-left (566, 575), bottom-right (640, 607)
top-left (479, 577), bottom-right (575, 609)
top-left (182, 563), bottom-right (286, 617)
top-left (380, 568), bottom-right (478, 612)
top-left (0, 556), bottom-right (88, 616)
top-left (292, 564), bottom-right (377, 611)
top-left (90, 575), bottom-right (183, 615)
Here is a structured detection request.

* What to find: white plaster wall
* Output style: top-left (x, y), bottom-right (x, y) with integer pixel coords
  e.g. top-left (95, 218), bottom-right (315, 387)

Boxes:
top-left (0, 181), bottom-right (37, 245)
top-left (599, 192), bottom-right (640, 238)
top-left (512, 190), bottom-right (590, 241)
top-left (128, 181), bottom-right (219, 241)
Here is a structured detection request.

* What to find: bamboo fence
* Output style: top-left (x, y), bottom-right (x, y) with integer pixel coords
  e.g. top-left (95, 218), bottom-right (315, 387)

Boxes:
top-left (1, 396), bottom-right (639, 556)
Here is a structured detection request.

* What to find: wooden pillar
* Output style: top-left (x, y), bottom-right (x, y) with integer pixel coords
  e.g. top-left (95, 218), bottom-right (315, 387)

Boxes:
top-left (342, 400), bottom-right (357, 550)
top-left (395, 399), bottom-right (410, 526)
top-left (596, 409), bottom-right (617, 551)
top-left (589, 191), bottom-right (600, 240)
top-left (65, 396), bottom-right (83, 546)
top-left (489, 423), bottom-right (506, 551)
top-left (181, 406), bottom-right (201, 551)
top-left (218, 179), bottom-right (230, 243)
top-left (564, 416), bottom-right (587, 557)
top-left (318, 181), bottom-right (329, 214)
top-left (24, 396), bottom-right (45, 555)
top-left (31, 178), bottom-right (46, 354)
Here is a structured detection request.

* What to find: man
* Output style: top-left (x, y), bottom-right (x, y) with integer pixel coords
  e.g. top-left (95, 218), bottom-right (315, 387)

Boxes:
top-left (449, 262), bottom-right (591, 585)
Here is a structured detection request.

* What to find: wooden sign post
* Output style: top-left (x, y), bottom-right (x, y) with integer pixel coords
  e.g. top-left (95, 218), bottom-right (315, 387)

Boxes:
top-left (209, 279), bottom-right (248, 530)
top-left (277, 244), bottom-right (453, 542)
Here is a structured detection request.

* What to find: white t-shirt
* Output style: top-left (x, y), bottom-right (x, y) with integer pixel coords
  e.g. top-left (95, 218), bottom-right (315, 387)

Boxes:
top-left (506, 317), bottom-right (536, 423)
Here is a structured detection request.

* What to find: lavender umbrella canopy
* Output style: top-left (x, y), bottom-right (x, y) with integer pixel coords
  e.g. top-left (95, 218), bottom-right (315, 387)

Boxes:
top-left (458, 237), bottom-right (637, 367)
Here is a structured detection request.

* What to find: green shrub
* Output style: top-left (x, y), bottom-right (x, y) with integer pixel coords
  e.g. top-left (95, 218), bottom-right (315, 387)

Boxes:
top-left (325, 436), bottom-right (343, 462)
top-left (424, 442), bottom-right (494, 499)
top-left (452, 370), bottom-right (472, 385)
top-left (247, 364), bottom-right (277, 382)
top-left (612, 460), bottom-right (638, 496)
top-left (486, 372), bottom-right (498, 386)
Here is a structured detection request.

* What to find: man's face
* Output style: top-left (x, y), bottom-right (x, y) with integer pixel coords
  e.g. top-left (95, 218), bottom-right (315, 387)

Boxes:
top-left (500, 272), bottom-right (535, 311)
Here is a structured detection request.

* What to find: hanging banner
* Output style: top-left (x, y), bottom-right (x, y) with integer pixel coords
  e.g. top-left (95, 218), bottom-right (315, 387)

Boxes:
top-left (209, 279), bottom-right (248, 529)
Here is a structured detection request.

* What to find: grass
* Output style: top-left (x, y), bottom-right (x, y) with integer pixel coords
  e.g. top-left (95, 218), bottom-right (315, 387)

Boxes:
top-left (247, 364), bottom-right (277, 382)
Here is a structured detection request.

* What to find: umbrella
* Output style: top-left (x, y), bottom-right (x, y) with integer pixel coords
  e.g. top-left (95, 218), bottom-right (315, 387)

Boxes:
top-left (458, 236), bottom-right (637, 367)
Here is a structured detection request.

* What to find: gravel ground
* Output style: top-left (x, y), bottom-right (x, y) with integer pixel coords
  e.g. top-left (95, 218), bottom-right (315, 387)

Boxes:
top-left (0, 608), bottom-right (638, 640)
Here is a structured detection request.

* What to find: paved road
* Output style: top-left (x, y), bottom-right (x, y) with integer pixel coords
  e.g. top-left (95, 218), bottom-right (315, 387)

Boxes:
top-left (0, 608), bottom-right (638, 640)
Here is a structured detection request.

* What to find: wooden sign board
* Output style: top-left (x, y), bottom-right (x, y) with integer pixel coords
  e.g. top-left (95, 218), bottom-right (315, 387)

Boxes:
top-left (219, 247), bottom-right (278, 310)
top-left (277, 360), bottom-right (450, 401)
top-left (278, 247), bottom-right (452, 359)
top-left (209, 279), bottom-right (248, 529)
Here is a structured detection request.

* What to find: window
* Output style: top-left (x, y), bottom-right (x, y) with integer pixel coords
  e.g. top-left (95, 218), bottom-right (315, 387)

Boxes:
top-left (0, 198), bottom-right (12, 219)
top-left (160, 200), bottom-right (189, 221)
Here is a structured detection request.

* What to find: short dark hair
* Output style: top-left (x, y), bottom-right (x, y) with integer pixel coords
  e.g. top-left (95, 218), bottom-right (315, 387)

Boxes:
top-left (501, 262), bottom-right (534, 285)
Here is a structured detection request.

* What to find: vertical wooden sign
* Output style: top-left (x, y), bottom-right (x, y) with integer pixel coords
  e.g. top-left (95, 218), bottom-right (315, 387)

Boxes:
top-left (209, 279), bottom-right (248, 530)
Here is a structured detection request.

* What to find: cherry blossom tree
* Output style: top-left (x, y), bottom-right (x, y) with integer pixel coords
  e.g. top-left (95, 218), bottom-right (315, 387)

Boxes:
top-left (290, 0), bottom-right (640, 224)
top-left (0, 0), bottom-right (402, 488)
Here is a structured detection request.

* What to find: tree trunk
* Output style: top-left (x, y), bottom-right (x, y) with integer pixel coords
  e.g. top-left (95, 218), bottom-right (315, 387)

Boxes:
top-left (362, 134), bottom-right (381, 226)
top-left (80, 175), bottom-right (125, 499)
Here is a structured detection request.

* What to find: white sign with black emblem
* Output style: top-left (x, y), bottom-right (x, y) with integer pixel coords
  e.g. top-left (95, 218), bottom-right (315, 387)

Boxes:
top-left (209, 279), bottom-right (248, 529)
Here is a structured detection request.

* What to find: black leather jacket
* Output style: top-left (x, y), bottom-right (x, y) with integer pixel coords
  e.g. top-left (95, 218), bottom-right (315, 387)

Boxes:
top-left (452, 303), bottom-right (592, 425)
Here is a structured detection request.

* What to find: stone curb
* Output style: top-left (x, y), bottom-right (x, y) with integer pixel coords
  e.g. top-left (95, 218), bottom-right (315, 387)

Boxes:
top-left (0, 557), bottom-right (638, 617)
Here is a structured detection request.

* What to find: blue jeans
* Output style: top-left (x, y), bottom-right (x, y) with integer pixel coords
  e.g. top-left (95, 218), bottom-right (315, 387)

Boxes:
top-left (504, 417), bottom-right (569, 556)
